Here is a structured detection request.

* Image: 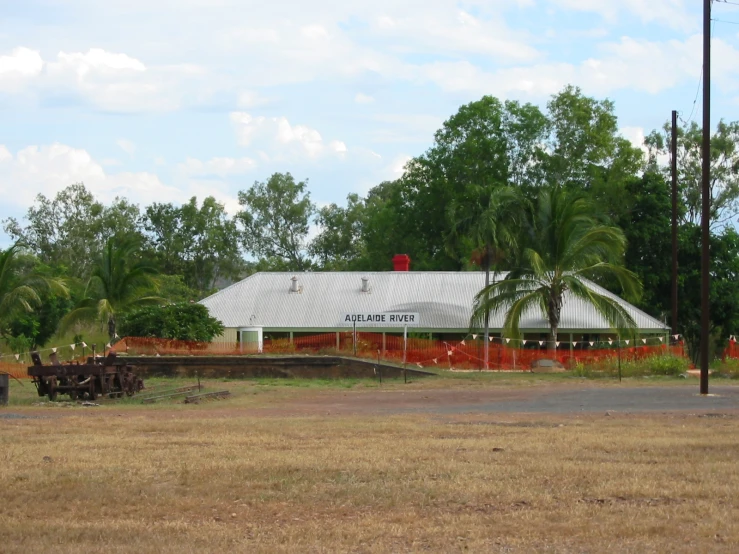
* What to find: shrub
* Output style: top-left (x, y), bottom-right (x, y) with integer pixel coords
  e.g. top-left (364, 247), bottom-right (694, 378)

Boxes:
top-left (120, 303), bottom-right (224, 342)
top-left (571, 354), bottom-right (690, 378)
top-left (714, 357), bottom-right (739, 379)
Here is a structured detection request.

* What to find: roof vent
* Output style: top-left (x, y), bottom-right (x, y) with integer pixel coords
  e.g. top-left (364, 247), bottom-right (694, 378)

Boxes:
top-left (361, 277), bottom-right (370, 293)
top-left (290, 276), bottom-right (300, 293)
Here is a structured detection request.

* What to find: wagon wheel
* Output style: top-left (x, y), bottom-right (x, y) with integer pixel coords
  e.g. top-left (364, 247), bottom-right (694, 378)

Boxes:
top-left (124, 374), bottom-right (136, 396)
top-left (46, 377), bottom-right (58, 402)
top-left (68, 377), bottom-right (79, 401)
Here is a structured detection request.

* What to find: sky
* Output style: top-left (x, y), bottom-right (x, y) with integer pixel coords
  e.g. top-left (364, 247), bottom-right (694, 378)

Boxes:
top-left (1, 0), bottom-right (739, 240)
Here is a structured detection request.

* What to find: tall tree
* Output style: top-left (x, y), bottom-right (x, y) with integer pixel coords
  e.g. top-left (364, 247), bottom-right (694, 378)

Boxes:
top-left (364, 97), bottom-right (548, 270)
top-left (310, 193), bottom-right (367, 270)
top-left (472, 186), bottom-right (642, 350)
top-left (61, 236), bottom-right (162, 341)
top-left (646, 119), bottom-right (739, 228)
top-left (447, 185), bottom-right (524, 366)
top-left (143, 196), bottom-right (243, 295)
top-left (354, 88), bottom-right (641, 271)
top-left (3, 183), bottom-right (144, 279)
top-left (236, 173), bottom-right (315, 271)
top-left (674, 224), bottom-right (739, 363)
top-left (543, 85), bottom-right (644, 220)
top-left (617, 172), bottom-right (675, 320)
top-left (0, 243), bottom-right (68, 343)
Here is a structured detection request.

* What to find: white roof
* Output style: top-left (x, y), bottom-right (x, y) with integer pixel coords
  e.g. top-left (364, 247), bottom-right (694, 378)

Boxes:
top-left (200, 271), bottom-right (669, 332)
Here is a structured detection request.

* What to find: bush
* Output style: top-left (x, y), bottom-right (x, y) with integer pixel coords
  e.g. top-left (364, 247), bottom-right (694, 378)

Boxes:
top-left (714, 357), bottom-right (739, 379)
top-left (120, 303), bottom-right (224, 342)
top-left (571, 355), bottom-right (690, 378)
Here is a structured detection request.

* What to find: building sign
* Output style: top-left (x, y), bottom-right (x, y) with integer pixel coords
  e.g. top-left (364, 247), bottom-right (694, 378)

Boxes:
top-left (342, 312), bottom-right (420, 326)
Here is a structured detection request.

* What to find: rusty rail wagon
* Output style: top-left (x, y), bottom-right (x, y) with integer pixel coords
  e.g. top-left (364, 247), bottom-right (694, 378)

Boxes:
top-left (28, 351), bottom-right (144, 401)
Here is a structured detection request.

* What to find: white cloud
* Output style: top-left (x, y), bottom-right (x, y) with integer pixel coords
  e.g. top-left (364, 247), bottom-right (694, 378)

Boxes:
top-left (370, 113), bottom-right (445, 143)
top-left (230, 112), bottom-right (348, 159)
top-left (355, 93), bottom-right (375, 104)
top-left (548, 0), bottom-right (695, 31)
top-left (0, 47), bottom-right (44, 92)
top-left (0, 143), bottom-right (181, 210)
top-left (52, 48), bottom-right (146, 77)
top-left (389, 154), bottom-right (411, 177)
top-left (620, 126), bottom-right (646, 149)
top-left (405, 34), bottom-right (739, 98)
top-left (237, 90), bottom-right (273, 108)
top-left (0, 145), bottom-right (12, 163)
top-left (0, 46), bottom-right (206, 112)
top-left (370, 9), bottom-right (540, 62)
top-left (179, 156), bottom-right (257, 177)
top-left (116, 139), bottom-right (136, 155)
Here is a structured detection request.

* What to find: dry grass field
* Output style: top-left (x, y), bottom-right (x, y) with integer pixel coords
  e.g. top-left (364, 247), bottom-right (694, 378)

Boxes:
top-left (2, 377), bottom-right (739, 553)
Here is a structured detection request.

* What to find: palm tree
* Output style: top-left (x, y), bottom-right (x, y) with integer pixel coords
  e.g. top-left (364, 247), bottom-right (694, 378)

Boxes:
top-left (471, 186), bottom-right (642, 351)
top-left (61, 236), bottom-right (163, 341)
top-left (0, 242), bottom-right (68, 334)
top-left (448, 185), bottom-right (524, 367)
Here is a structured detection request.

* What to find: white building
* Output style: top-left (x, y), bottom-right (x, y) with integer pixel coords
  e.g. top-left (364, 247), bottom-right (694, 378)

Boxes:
top-left (200, 261), bottom-right (669, 349)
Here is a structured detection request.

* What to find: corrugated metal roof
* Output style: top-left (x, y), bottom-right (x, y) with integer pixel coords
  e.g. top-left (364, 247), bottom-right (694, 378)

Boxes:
top-left (200, 272), bottom-right (669, 332)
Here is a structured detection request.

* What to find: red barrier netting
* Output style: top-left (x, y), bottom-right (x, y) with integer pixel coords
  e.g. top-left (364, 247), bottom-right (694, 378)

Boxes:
top-left (0, 361), bottom-right (30, 380)
top-left (725, 339), bottom-right (738, 360)
top-left (114, 334), bottom-right (688, 371)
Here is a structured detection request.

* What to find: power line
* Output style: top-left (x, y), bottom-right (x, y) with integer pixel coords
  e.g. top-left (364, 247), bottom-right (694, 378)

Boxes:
top-left (684, 67), bottom-right (703, 125)
top-left (712, 17), bottom-right (739, 24)
top-left (683, 19), bottom-right (719, 125)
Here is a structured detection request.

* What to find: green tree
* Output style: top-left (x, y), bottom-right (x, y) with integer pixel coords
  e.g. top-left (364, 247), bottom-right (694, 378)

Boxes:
top-left (354, 88), bottom-right (641, 271)
top-left (0, 243), bottom-right (68, 344)
top-left (674, 225), bottom-right (739, 363)
top-left (310, 193), bottom-right (366, 270)
top-left (386, 97), bottom-right (549, 269)
top-left (447, 185), bottom-right (524, 366)
top-left (143, 196), bottom-right (244, 294)
top-left (356, 179), bottom-right (428, 270)
top-left (236, 173), bottom-right (315, 271)
top-left (617, 172), bottom-right (675, 321)
top-left (120, 303), bottom-right (224, 342)
top-left (646, 119), bottom-right (739, 228)
top-left (61, 236), bottom-right (163, 341)
top-left (3, 183), bottom-right (144, 279)
top-left (472, 186), bottom-right (642, 350)
top-left (543, 86), bottom-right (644, 222)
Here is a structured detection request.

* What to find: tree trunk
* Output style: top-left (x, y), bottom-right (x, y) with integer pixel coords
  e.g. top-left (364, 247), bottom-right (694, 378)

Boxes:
top-left (108, 315), bottom-right (116, 343)
top-left (548, 327), bottom-right (558, 353)
top-left (483, 247), bottom-right (490, 369)
top-left (547, 290), bottom-right (562, 354)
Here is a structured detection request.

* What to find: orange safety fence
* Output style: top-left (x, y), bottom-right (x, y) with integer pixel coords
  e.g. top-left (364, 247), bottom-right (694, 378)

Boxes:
top-left (725, 339), bottom-right (738, 360)
top-left (0, 361), bottom-right (31, 380)
top-left (115, 334), bottom-right (688, 371)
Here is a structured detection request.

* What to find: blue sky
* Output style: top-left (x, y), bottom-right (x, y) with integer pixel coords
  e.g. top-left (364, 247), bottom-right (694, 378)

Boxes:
top-left (1, 0), bottom-right (739, 239)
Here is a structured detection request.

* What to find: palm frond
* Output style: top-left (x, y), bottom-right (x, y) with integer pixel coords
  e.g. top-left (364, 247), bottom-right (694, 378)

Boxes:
top-left (564, 276), bottom-right (637, 335)
top-left (502, 291), bottom-right (546, 340)
top-left (573, 263), bottom-right (643, 303)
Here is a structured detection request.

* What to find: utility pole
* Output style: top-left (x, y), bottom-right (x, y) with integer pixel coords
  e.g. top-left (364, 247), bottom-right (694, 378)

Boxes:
top-left (671, 110), bottom-right (678, 337)
top-left (700, 0), bottom-right (711, 395)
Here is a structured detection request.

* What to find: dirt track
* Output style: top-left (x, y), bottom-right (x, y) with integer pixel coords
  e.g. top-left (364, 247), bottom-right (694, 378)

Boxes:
top-left (5, 383), bottom-right (739, 420)
top-left (246, 384), bottom-right (739, 416)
